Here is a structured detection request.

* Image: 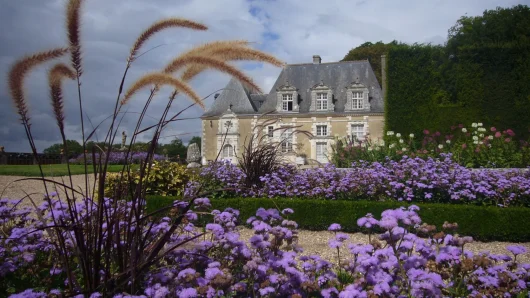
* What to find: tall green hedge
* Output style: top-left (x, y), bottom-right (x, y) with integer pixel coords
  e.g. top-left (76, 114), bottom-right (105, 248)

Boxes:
top-left (147, 196), bottom-right (530, 242)
top-left (385, 43), bottom-right (530, 138)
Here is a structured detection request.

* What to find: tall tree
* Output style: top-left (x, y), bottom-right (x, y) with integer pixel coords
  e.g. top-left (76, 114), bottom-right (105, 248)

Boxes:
top-left (342, 40), bottom-right (398, 85)
top-left (447, 4), bottom-right (530, 54)
top-left (162, 137), bottom-right (187, 159)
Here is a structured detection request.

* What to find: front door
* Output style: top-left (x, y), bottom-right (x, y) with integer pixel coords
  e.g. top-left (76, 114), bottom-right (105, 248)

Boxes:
top-left (316, 142), bottom-right (328, 164)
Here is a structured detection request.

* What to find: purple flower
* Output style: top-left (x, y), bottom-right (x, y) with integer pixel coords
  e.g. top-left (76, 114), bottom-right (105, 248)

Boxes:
top-left (328, 223), bottom-right (341, 231)
top-left (507, 245), bottom-right (527, 256)
top-left (178, 288), bottom-right (197, 298)
top-left (258, 287), bottom-right (275, 296)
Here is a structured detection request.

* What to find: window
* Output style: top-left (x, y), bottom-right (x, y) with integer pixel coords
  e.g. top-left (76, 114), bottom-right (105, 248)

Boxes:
top-left (352, 92), bottom-right (363, 109)
top-left (267, 126), bottom-right (274, 138)
top-left (282, 94), bottom-right (293, 111)
top-left (280, 127), bottom-right (293, 152)
top-left (316, 93), bottom-right (328, 110)
top-left (222, 144), bottom-right (234, 158)
top-left (316, 125), bottom-right (327, 136)
top-left (316, 142), bottom-right (328, 163)
top-left (351, 124), bottom-right (364, 141)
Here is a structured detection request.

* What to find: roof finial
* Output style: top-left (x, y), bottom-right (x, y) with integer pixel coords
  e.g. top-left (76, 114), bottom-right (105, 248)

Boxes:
top-left (285, 80), bottom-right (290, 86)
top-left (320, 80), bottom-right (324, 86)
top-left (228, 103), bottom-right (233, 111)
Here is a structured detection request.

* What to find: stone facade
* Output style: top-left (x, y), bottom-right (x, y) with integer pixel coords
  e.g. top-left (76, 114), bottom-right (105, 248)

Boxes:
top-left (201, 114), bottom-right (385, 164)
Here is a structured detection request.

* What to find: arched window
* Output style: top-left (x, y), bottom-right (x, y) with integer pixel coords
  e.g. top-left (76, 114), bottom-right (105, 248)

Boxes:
top-left (222, 144), bottom-right (234, 158)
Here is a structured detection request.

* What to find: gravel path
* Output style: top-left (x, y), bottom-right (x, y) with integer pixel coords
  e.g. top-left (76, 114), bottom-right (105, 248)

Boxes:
top-left (1, 174), bottom-right (529, 263)
top-left (0, 174), bottom-right (96, 207)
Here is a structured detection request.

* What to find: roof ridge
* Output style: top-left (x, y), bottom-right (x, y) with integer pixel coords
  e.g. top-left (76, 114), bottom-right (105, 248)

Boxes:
top-left (286, 60), bottom-right (368, 67)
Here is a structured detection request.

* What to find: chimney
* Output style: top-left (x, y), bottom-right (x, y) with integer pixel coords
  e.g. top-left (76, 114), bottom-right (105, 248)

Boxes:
top-left (312, 55), bottom-right (321, 64)
top-left (381, 54), bottom-right (387, 99)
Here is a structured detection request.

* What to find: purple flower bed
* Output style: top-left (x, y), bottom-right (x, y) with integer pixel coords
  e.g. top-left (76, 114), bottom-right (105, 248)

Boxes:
top-left (2, 197), bottom-right (529, 297)
top-left (69, 151), bottom-right (165, 165)
top-left (198, 155), bottom-right (530, 206)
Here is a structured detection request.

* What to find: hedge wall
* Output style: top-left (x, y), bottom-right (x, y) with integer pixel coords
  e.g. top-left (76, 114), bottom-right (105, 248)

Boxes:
top-left (147, 196), bottom-right (530, 242)
top-left (385, 43), bottom-right (530, 139)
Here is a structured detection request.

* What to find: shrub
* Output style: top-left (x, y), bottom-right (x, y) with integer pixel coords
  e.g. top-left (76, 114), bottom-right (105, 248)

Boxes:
top-left (147, 196), bottom-right (530, 242)
top-left (104, 161), bottom-right (193, 198)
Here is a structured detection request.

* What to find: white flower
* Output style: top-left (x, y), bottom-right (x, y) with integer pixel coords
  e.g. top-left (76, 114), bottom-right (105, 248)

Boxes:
top-left (375, 146), bottom-right (380, 151)
top-left (479, 127), bottom-right (486, 132)
top-left (402, 148), bottom-right (407, 152)
top-left (438, 144), bottom-right (443, 149)
top-left (472, 136), bottom-right (479, 141)
top-left (367, 147), bottom-right (373, 151)
top-left (389, 143), bottom-right (396, 149)
top-left (399, 139), bottom-right (404, 144)
top-left (396, 133), bottom-right (401, 138)
top-left (473, 140), bottom-right (479, 145)
top-left (409, 133), bottom-right (414, 138)
top-left (479, 141), bottom-right (483, 145)
top-left (446, 140), bottom-right (451, 144)
top-left (380, 140), bottom-right (385, 146)
top-left (462, 128), bottom-right (467, 133)
top-left (479, 134), bottom-right (484, 138)
top-left (478, 122), bottom-right (483, 127)
top-left (488, 135), bottom-right (493, 140)
top-left (471, 123), bottom-right (478, 128)
top-left (387, 131), bottom-right (394, 136)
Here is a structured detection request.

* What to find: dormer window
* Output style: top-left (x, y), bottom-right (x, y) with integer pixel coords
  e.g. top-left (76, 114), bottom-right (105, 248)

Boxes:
top-left (310, 81), bottom-right (334, 112)
top-left (276, 81), bottom-right (299, 113)
top-left (345, 80), bottom-right (370, 112)
top-left (352, 92), bottom-right (363, 109)
top-left (282, 94), bottom-right (293, 111)
top-left (316, 93), bottom-right (328, 110)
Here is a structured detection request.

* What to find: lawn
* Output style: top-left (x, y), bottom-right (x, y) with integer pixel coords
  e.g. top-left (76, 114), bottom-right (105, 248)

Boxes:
top-left (0, 164), bottom-right (127, 176)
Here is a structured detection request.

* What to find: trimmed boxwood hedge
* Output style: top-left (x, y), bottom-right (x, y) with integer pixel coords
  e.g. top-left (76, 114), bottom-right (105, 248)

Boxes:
top-left (146, 196), bottom-right (530, 242)
top-left (385, 43), bottom-right (530, 140)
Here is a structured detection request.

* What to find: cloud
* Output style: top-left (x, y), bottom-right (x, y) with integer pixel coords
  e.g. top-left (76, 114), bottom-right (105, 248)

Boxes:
top-left (0, 0), bottom-right (523, 152)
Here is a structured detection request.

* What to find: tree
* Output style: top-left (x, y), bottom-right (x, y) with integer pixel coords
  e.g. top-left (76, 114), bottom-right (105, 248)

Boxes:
top-left (188, 136), bottom-right (201, 151)
top-left (161, 138), bottom-right (187, 160)
top-left (342, 40), bottom-right (398, 85)
top-left (447, 5), bottom-right (530, 54)
top-left (43, 140), bottom-right (83, 155)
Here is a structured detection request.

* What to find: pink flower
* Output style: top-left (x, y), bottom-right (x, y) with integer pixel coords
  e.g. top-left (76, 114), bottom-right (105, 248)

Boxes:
top-left (423, 129), bottom-right (430, 135)
top-left (495, 132), bottom-right (501, 138)
top-left (506, 129), bottom-right (515, 137)
top-left (505, 138), bottom-right (511, 143)
top-left (462, 144), bottom-right (467, 149)
top-left (458, 124), bottom-right (463, 128)
top-left (435, 131), bottom-right (441, 137)
top-left (475, 148), bottom-right (480, 153)
top-left (490, 127), bottom-right (496, 132)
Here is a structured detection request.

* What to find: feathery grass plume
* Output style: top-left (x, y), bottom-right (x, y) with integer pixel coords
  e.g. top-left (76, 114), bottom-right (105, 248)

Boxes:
top-left (8, 48), bottom-right (69, 124)
top-left (130, 18), bottom-right (208, 60)
top-left (181, 46), bottom-right (284, 82)
top-left (122, 73), bottom-right (204, 108)
top-left (49, 64), bottom-right (76, 130)
top-left (66, 0), bottom-right (83, 75)
top-left (164, 55), bottom-right (262, 92)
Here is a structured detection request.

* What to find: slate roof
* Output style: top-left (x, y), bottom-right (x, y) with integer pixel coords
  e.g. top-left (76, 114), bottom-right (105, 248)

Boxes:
top-left (202, 78), bottom-right (259, 117)
top-left (202, 60), bottom-right (384, 117)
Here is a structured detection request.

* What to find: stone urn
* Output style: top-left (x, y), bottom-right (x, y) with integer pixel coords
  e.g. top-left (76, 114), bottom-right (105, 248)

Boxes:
top-left (186, 143), bottom-right (201, 168)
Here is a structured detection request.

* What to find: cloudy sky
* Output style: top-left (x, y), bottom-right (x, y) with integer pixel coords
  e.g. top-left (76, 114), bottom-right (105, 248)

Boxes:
top-left (0, 0), bottom-right (526, 152)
